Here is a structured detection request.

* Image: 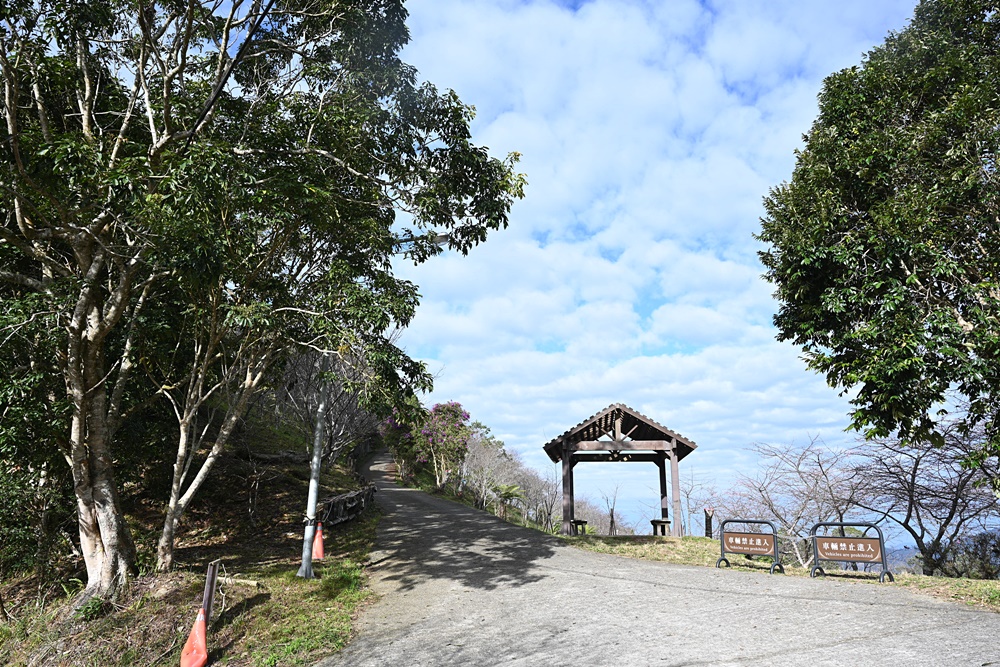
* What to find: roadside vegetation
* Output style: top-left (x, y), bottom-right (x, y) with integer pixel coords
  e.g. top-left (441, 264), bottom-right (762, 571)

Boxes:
top-left (0, 416), bottom-right (381, 667)
top-left (565, 534), bottom-right (1000, 614)
top-left (1, 0), bottom-right (522, 617)
top-left (382, 402), bottom-right (631, 535)
top-left (1, 0), bottom-right (523, 663)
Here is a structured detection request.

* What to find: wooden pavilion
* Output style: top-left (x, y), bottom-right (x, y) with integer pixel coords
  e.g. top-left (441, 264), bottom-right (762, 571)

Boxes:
top-left (543, 403), bottom-right (697, 536)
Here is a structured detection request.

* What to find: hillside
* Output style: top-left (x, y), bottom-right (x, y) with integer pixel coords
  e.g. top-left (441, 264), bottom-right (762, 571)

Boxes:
top-left (0, 431), bottom-right (380, 667)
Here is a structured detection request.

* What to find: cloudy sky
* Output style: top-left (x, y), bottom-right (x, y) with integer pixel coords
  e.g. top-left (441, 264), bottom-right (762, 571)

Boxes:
top-left (393, 0), bottom-right (920, 527)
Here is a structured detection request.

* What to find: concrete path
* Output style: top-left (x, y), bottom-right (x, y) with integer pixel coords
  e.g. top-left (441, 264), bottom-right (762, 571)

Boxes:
top-left (315, 453), bottom-right (1000, 667)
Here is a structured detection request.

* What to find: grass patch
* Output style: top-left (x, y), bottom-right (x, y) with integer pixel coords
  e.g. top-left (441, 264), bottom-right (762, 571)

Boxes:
top-left (894, 572), bottom-right (1000, 612)
top-left (566, 535), bottom-right (722, 567)
top-left (564, 534), bottom-right (1000, 613)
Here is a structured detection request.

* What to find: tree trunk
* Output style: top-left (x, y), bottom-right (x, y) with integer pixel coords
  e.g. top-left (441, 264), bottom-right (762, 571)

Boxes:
top-left (66, 307), bottom-right (137, 602)
top-left (155, 366), bottom-right (264, 572)
top-left (71, 422), bottom-right (136, 601)
top-left (156, 516), bottom-right (177, 573)
top-left (0, 589), bottom-right (9, 624)
top-left (156, 419), bottom-right (195, 573)
top-left (34, 463), bottom-right (50, 579)
top-left (922, 542), bottom-right (946, 576)
top-left (298, 364), bottom-right (331, 579)
top-left (432, 450), bottom-right (448, 490)
top-left (789, 537), bottom-right (811, 569)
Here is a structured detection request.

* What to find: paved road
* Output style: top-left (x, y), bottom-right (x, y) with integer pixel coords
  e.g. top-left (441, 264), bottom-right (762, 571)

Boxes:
top-left (316, 453), bottom-right (1000, 667)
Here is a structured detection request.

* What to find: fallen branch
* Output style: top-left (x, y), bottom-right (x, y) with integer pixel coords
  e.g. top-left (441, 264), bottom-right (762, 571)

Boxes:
top-left (217, 576), bottom-right (261, 588)
top-left (237, 450), bottom-right (309, 464)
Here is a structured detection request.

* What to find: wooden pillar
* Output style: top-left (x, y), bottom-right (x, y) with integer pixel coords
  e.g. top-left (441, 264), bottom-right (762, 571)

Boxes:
top-left (561, 448), bottom-right (574, 535)
top-left (669, 441), bottom-right (683, 537)
top-left (656, 454), bottom-right (669, 520)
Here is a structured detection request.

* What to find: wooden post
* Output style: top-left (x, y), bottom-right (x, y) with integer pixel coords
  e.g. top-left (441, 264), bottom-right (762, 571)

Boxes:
top-left (704, 507), bottom-right (715, 538)
top-left (202, 559), bottom-right (221, 622)
top-left (669, 442), bottom-right (683, 537)
top-left (561, 449), bottom-right (574, 535)
top-left (656, 454), bottom-right (669, 520)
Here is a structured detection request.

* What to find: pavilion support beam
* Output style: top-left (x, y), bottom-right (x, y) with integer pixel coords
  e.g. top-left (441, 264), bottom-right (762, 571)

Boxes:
top-left (656, 454), bottom-right (669, 521)
top-left (567, 440), bottom-right (674, 452)
top-left (561, 449), bottom-right (574, 535)
top-left (669, 442), bottom-right (683, 537)
top-left (571, 453), bottom-right (661, 463)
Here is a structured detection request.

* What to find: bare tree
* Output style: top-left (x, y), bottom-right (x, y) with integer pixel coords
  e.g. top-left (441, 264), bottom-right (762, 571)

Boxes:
top-left (297, 357), bottom-right (333, 581)
top-left (572, 494), bottom-right (633, 536)
top-left (457, 427), bottom-right (563, 531)
top-left (294, 353), bottom-right (382, 579)
top-left (460, 423), bottom-right (512, 510)
top-left (519, 466), bottom-right (560, 533)
top-left (572, 497), bottom-right (609, 536)
top-left (854, 426), bottom-right (999, 576)
top-left (727, 440), bottom-right (862, 567)
top-left (275, 349), bottom-right (385, 463)
top-left (600, 485), bottom-right (623, 536)
top-left (678, 468), bottom-right (716, 538)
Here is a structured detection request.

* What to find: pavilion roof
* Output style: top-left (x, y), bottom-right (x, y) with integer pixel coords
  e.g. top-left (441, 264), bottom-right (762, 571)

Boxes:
top-left (542, 403), bottom-right (697, 463)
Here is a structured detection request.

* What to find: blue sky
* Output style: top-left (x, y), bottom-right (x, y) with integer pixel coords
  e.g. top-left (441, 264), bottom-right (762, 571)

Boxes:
top-left (394, 0), bottom-right (920, 528)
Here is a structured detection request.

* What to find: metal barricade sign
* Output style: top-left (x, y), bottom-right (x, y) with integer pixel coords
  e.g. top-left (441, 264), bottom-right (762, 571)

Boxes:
top-left (815, 537), bottom-right (881, 562)
top-left (723, 531), bottom-right (775, 556)
top-left (810, 522), bottom-right (893, 583)
top-left (716, 519), bottom-right (784, 575)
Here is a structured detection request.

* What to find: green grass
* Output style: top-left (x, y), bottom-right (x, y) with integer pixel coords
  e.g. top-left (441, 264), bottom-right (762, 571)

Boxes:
top-left (564, 534), bottom-right (1000, 613)
top-left (566, 535), bottom-right (723, 567)
top-left (894, 570), bottom-right (1000, 611)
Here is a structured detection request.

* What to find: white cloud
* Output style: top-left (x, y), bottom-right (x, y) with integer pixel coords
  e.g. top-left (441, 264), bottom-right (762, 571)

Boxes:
top-left (394, 0), bottom-right (919, 526)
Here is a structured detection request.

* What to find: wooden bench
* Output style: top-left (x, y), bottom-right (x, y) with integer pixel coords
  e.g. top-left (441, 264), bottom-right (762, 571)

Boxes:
top-left (570, 519), bottom-right (588, 536)
top-left (650, 519), bottom-right (671, 536)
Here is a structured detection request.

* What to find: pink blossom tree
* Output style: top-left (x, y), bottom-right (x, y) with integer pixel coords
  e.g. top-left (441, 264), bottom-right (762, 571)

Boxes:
top-left (382, 401), bottom-right (471, 489)
top-left (415, 402), bottom-right (471, 490)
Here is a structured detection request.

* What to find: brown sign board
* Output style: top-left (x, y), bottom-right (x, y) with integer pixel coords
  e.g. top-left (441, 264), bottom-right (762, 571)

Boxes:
top-left (815, 537), bottom-right (882, 563)
top-left (722, 531), bottom-right (774, 556)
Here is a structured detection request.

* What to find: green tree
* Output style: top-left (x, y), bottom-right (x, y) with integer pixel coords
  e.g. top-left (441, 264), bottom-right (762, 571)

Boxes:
top-left (493, 483), bottom-right (524, 523)
top-left (0, 289), bottom-right (75, 576)
top-left (1, 0), bottom-right (523, 599)
top-left (758, 0), bottom-right (1000, 455)
top-left (943, 531), bottom-right (1000, 579)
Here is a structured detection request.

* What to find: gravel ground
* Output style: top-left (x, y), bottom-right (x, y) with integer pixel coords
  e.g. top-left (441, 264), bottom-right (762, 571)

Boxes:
top-left (314, 452), bottom-right (1000, 667)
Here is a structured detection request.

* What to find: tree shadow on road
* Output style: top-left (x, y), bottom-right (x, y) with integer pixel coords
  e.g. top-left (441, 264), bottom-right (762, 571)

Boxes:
top-left (365, 463), bottom-right (561, 593)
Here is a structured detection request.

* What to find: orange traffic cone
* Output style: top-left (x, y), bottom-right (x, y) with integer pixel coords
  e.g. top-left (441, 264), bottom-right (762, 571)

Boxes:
top-left (312, 522), bottom-right (324, 560)
top-left (180, 607), bottom-right (208, 667)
